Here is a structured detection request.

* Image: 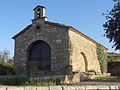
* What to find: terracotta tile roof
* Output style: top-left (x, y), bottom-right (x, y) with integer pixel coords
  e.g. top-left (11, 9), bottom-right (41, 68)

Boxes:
top-left (45, 21), bottom-right (70, 29)
top-left (12, 21), bottom-right (108, 50)
top-left (12, 24), bottom-right (32, 39)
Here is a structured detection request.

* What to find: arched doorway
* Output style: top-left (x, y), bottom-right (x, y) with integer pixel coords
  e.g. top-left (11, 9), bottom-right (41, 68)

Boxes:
top-left (28, 40), bottom-right (51, 76)
top-left (81, 52), bottom-right (88, 72)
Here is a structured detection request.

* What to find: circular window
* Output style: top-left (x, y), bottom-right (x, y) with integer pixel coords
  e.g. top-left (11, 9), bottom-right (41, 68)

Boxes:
top-left (36, 26), bottom-right (40, 29)
top-left (37, 8), bottom-right (41, 11)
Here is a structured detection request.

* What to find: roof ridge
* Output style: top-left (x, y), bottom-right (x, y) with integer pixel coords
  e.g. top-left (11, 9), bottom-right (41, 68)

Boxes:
top-left (45, 21), bottom-right (71, 28)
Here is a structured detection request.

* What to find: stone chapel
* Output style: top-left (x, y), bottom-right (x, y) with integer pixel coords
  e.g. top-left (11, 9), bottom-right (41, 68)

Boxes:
top-left (12, 6), bottom-right (106, 78)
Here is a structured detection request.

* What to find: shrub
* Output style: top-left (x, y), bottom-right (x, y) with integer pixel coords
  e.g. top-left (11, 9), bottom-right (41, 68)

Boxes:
top-left (0, 60), bottom-right (14, 75)
top-left (88, 70), bottom-right (95, 72)
top-left (0, 77), bottom-right (58, 86)
top-left (5, 63), bottom-right (13, 68)
top-left (0, 77), bottom-right (27, 86)
top-left (24, 80), bottom-right (57, 86)
top-left (0, 64), bottom-right (14, 75)
top-left (0, 65), bottom-right (7, 75)
top-left (96, 44), bottom-right (108, 73)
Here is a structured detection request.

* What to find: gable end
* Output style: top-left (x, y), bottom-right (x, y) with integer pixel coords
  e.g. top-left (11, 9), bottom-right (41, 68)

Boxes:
top-left (12, 21), bottom-right (107, 50)
top-left (12, 24), bottom-right (32, 39)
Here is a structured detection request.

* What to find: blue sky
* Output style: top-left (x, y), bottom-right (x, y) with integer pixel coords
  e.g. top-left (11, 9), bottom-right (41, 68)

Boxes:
top-left (0, 0), bottom-right (119, 57)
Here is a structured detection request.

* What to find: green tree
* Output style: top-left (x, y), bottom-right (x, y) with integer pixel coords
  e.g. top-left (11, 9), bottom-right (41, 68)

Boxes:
top-left (103, 0), bottom-right (120, 50)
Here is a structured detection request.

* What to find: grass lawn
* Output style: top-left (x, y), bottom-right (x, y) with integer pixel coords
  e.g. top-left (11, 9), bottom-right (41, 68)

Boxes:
top-left (0, 76), bottom-right (120, 86)
top-left (93, 76), bottom-right (120, 81)
top-left (0, 77), bottom-right (59, 86)
top-left (75, 76), bottom-right (120, 85)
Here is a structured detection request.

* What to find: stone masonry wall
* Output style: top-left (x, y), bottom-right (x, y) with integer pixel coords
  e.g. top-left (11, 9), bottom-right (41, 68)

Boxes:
top-left (14, 20), bottom-right (70, 75)
top-left (68, 29), bottom-right (101, 73)
top-left (0, 85), bottom-right (119, 90)
top-left (14, 19), bottom-right (101, 76)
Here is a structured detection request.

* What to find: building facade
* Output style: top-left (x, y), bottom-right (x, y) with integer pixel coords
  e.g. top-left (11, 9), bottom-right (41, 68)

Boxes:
top-left (13, 6), bottom-right (103, 77)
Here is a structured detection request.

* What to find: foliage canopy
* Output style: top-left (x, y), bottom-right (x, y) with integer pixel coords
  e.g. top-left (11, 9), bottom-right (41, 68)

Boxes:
top-left (103, 0), bottom-right (120, 50)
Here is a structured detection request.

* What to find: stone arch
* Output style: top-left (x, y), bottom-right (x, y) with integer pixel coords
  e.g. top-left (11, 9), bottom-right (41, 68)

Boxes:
top-left (27, 40), bottom-right (52, 76)
top-left (25, 36), bottom-right (55, 76)
top-left (27, 36), bottom-right (51, 48)
top-left (81, 52), bottom-right (88, 72)
top-left (25, 36), bottom-right (55, 61)
top-left (28, 40), bottom-right (51, 67)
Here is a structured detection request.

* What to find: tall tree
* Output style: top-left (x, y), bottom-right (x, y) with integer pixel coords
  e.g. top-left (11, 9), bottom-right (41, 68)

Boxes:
top-left (103, 0), bottom-right (120, 50)
top-left (0, 49), bottom-right (10, 65)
